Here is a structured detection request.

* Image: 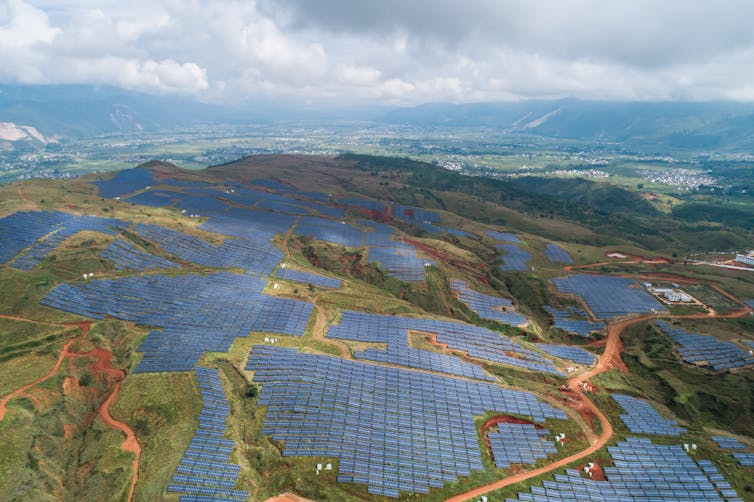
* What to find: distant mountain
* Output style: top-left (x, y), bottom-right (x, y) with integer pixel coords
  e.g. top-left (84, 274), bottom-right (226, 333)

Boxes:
top-left (0, 85), bottom-right (247, 138)
top-left (380, 99), bottom-right (754, 151)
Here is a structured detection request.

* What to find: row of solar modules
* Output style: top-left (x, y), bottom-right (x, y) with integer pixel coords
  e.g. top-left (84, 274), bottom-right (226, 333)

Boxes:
top-left (552, 274), bottom-right (666, 319)
top-left (655, 321), bottom-right (754, 371)
top-left (367, 244), bottom-right (433, 282)
top-left (326, 310), bottom-right (562, 377)
top-left (537, 344), bottom-right (596, 365)
top-left (543, 243), bottom-right (573, 264)
top-left (450, 279), bottom-right (528, 326)
top-left (734, 453), bottom-right (754, 466)
top-left (497, 243), bottom-right (532, 271)
top-left (41, 272), bottom-right (312, 372)
top-left (612, 394), bottom-right (687, 436)
top-left (544, 305), bottom-right (605, 336)
top-left (169, 367), bottom-right (247, 501)
top-left (274, 267), bottom-right (341, 288)
top-left (487, 230), bottom-right (520, 242)
top-left (0, 211), bottom-right (127, 269)
top-left (135, 223), bottom-right (283, 277)
top-left (697, 459), bottom-right (742, 501)
top-left (712, 436), bottom-right (747, 450)
top-left (247, 345), bottom-right (567, 497)
top-left (488, 423), bottom-right (556, 469)
top-left (508, 437), bottom-right (736, 501)
top-left (100, 237), bottom-right (179, 271)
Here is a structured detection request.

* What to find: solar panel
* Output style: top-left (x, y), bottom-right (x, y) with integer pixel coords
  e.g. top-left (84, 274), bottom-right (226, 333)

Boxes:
top-left (487, 230), bottom-right (520, 242)
top-left (100, 238), bottom-right (179, 271)
top-left (544, 243), bottom-right (573, 264)
top-left (41, 272), bottom-right (313, 372)
top-left (552, 275), bottom-right (666, 319)
top-left (0, 211), bottom-right (128, 270)
top-left (496, 243), bottom-right (531, 271)
top-left (93, 167), bottom-right (156, 198)
top-left (612, 394), bottom-right (686, 436)
top-left (537, 345), bottom-right (596, 365)
top-left (544, 306), bottom-right (604, 336)
top-left (655, 321), bottom-right (754, 371)
top-left (274, 268), bottom-right (341, 289)
top-left (246, 345), bottom-right (567, 497)
top-left (451, 279), bottom-right (527, 326)
top-left (488, 423), bottom-right (556, 469)
top-left (510, 437), bottom-right (733, 501)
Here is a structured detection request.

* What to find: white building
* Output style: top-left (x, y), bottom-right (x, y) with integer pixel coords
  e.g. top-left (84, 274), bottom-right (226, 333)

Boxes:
top-left (735, 252), bottom-right (754, 267)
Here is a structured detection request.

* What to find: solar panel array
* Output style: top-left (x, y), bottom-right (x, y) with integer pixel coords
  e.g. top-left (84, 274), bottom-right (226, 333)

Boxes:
top-left (612, 394), bottom-right (686, 436)
top-left (168, 367), bottom-right (248, 501)
top-left (393, 203), bottom-right (441, 224)
top-left (40, 272), bottom-right (312, 372)
top-left (544, 243), bottom-right (573, 264)
top-left (327, 310), bottom-right (563, 377)
top-left (100, 238), bottom-right (179, 271)
top-left (295, 216), bottom-right (364, 248)
top-left (326, 311), bottom-right (493, 381)
top-left (712, 436), bottom-right (746, 450)
top-left (135, 223), bottom-right (283, 276)
top-left (537, 344), bottom-right (596, 365)
top-left (497, 243), bottom-right (532, 271)
top-left (94, 167), bottom-right (155, 198)
top-left (368, 242), bottom-right (433, 282)
top-left (0, 211), bottom-right (127, 270)
top-left (450, 279), bottom-right (527, 326)
top-left (487, 230), bottom-right (520, 242)
top-left (697, 459), bottom-right (743, 501)
top-left (655, 321), bottom-right (754, 371)
top-left (488, 423), bottom-right (556, 469)
top-left (339, 197), bottom-right (386, 213)
top-left (274, 267), bottom-right (341, 289)
top-left (508, 437), bottom-right (732, 501)
top-left (246, 345), bottom-right (567, 497)
top-left (734, 453), bottom-right (754, 467)
top-left (544, 306), bottom-right (605, 336)
top-left (552, 275), bottom-right (666, 319)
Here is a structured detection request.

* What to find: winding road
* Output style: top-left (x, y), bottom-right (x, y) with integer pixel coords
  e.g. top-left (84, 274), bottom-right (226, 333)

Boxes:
top-left (446, 273), bottom-right (752, 502)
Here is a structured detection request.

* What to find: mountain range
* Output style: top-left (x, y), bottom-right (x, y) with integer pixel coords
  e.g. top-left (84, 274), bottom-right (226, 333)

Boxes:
top-left (3, 84), bottom-right (754, 151)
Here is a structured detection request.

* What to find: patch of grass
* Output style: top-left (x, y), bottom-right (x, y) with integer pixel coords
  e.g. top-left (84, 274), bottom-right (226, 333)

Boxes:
top-left (111, 372), bottom-right (201, 501)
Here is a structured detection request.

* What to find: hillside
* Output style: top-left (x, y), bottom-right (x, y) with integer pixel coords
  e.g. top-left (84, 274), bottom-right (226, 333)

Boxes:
top-left (0, 155), bottom-right (753, 501)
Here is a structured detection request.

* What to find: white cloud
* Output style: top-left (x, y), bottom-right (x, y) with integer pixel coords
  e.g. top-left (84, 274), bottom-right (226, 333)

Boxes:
top-left (3, 0), bottom-right (754, 103)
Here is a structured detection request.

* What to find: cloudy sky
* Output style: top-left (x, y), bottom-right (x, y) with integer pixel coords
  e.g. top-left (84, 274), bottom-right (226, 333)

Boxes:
top-left (2, 0), bottom-right (754, 105)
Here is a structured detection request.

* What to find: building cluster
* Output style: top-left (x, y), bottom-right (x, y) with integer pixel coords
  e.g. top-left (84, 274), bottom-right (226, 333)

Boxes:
top-left (642, 283), bottom-right (694, 303)
top-left (639, 168), bottom-right (718, 190)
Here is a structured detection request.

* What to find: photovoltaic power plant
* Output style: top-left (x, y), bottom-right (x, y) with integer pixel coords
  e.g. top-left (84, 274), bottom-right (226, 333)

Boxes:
top-left (326, 311), bottom-right (493, 381)
top-left (168, 367), bottom-right (248, 501)
top-left (274, 267), bottom-right (342, 288)
top-left (552, 275), bottom-right (666, 319)
top-left (486, 230), bottom-right (520, 242)
top-left (451, 279), bottom-right (527, 326)
top-left (544, 305), bottom-right (605, 336)
top-left (496, 243), bottom-right (532, 271)
top-left (327, 310), bottom-right (564, 377)
top-left (712, 436), bottom-right (746, 450)
top-left (537, 344), bottom-right (596, 365)
top-left (655, 321), bottom-right (754, 371)
top-left (508, 437), bottom-right (735, 501)
top-left (488, 423), bottom-right (557, 469)
top-left (94, 167), bottom-right (156, 198)
top-left (734, 453), bottom-right (754, 467)
top-left (135, 223), bottom-right (283, 277)
top-left (246, 345), bottom-right (567, 497)
top-left (0, 211), bottom-right (127, 270)
top-left (544, 243), bottom-right (573, 264)
top-left (40, 272), bottom-right (313, 372)
top-left (612, 394), bottom-right (686, 436)
top-left (99, 238), bottom-right (179, 271)
top-left (295, 216), bottom-right (364, 247)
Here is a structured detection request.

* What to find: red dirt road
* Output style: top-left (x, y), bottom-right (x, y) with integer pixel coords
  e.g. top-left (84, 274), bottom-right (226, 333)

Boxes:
top-left (446, 299), bottom-right (752, 502)
top-left (0, 320), bottom-right (141, 502)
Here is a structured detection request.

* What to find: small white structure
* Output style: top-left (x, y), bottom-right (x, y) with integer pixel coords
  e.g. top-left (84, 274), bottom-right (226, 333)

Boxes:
top-left (735, 252), bottom-right (754, 266)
